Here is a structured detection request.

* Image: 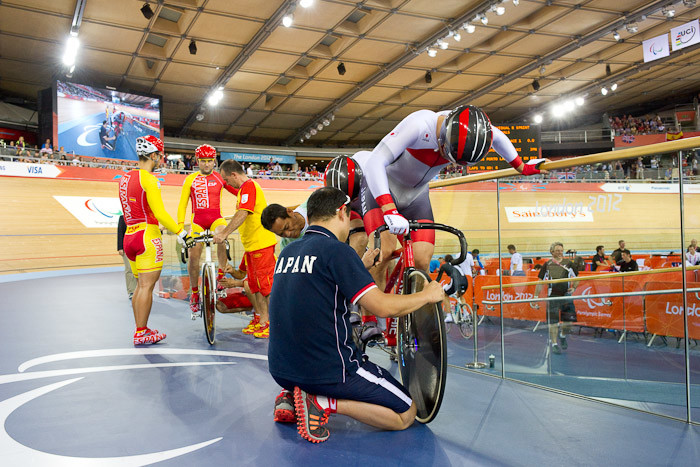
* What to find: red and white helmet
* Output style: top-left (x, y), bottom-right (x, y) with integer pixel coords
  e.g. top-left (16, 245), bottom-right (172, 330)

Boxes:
top-left (439, 105), bottom-right (493, 166)
top-left (135, 135), bottom-right (164, 158)
top-left (195, 144), bottom-right (217, 160)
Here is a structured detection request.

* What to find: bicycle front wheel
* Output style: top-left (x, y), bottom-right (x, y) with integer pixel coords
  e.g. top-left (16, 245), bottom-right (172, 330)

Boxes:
top-left (398, 269), bottom-right (447, 424)
top-left (201, 264), bottom-right (216, 345)
top-left (457, 303), bottom-right (474, 339)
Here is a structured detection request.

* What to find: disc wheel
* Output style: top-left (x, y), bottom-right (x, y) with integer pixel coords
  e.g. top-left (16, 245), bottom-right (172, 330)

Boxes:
top-left (456, 303), bottom-right (474, 339)
top-left (398, 269), bottom-right (447, 424)
top-left (201, 265), bottom-right (216, 345)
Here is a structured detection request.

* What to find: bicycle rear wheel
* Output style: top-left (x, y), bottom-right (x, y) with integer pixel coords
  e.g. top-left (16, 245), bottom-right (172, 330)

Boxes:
top-left (398, 269), bottom-right (447, 424)
top-left (201, 264), bottom-right (216, 345)
top-left (457, 303), bottom-right (474, 339)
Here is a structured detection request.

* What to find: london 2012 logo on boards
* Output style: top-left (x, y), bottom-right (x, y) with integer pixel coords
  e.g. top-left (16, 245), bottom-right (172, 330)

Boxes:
top-left (675, 25), bottom-right (697, 47)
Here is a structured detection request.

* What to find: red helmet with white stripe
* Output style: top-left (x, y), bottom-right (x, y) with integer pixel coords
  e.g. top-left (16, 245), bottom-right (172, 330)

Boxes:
top-left (135, 135), bottom-right (164, 158)
top-left (195, 144), bottom-right (217, 160)
top-left (439, 105), bottom-right (493, 166)
top-left (324, 156), bottom-right (363, 201)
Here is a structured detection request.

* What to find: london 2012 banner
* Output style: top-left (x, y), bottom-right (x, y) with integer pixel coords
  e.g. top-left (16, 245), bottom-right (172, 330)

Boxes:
top-left (671, 19), bottom-right (700, 52)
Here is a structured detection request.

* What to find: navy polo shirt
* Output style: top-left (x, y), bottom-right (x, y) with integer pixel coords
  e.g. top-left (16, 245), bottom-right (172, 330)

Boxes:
top-left (268, 225), bottom-right (376, 384)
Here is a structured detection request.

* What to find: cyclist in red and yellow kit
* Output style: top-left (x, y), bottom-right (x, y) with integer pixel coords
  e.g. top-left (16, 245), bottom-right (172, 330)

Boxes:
top-left (214, 159), bottom-right (277, 339)
top-left (177, 144), bottom-right (238, 316)
top-left (119, 135), bottom-right (192, 345)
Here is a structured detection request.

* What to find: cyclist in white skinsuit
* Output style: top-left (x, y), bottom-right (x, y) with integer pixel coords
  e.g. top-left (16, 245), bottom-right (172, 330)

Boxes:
top-left (354, 106), bottom-right (546, 336)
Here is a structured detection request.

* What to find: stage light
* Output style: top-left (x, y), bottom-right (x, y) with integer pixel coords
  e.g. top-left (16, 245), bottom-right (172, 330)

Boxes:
top-left (316, 123), bottom-right (324, 131)
top-left (575, 96), bottom-right (584, 106)
top-left (322, 117), bottom-right (331, 126)
top-left (495, 6), bottom-right (506, 15)
top-left (62, 36), bottom-right (80, 67)
top-left (532, 79), bottom-right (540, 91)
top-left (437, 39), bottom-right (449, 49)
top-left (465, 23), bottom-right (476, 33)
top-left (612, 30), bottom-right (620, 41)
top-left (611, 83), bottom-right (618, 91)
top-left (512, 0), bottom-right (519, 5)
top-left (539, 65), bottom-right (546, 74)
top-left (282, 14), bottom-right (293, 27)
top-left (207, 89), bottom-right (223, 106)
top-left (427, 48), bottom-right (437, 57)
top-left (141, 3), bottom-right (154, 20)
top-left (195, 113), bottom-right (205, 121)
top-left (310, 128), bottom-right (317, 136)
top-left (300, 0), bottom-right (314, 7)
top-left (453, 32), bottom-right (461, 42)
top-left (601, 87), bottom-right (608, 95)
top-left (304, 132), bottom-right (311, 139)
top-left (551, 104), bottom-right (564, 117)
top-left (425, 71), bottom-right (432, 84)
top-left (299, 138), bottom-right (304, 143)
top-left (337, 62), bottom-right (346, 75)
top-left (533, 114), bottom-right (543, 124)
top-left (480, 15), bottom-right (488, 25)
top-left (662, 6), bottom-right (675, 18)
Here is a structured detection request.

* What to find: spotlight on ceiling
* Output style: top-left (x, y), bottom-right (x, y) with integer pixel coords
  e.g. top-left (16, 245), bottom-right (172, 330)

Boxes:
top-left (195, 113), bottom-right (205, 121)
top-left (539, 65), bottom-right (546, 74)
top-left (337, 62), bottom-right (346, 75)
top-left (601, 87), bottom-right (608, 95)
top-left (495, 6), bottom-right (506, 15)
top-left (533, 114), bottom-right (543, 124)
top-left (512, 0), bottom-right (519, 5)
top-left (310, 128), bottom-right (318, 136)
top-left (575, 96), bottom-right (584, 106)
top-left (322, 117), bottom-right (331, 126)
top-left (532, 79), bottom-right (540, 91)
top-left (662, 6), bottom-right (675, 18)
top-left (611, 83), bottom-right (618, 91)
top-left (425, 70), bottom-right (432, 84)
top-left (316, 123), bottom-right (324, 131)
top-left (465, 23), bottom-right (476, 33)
top-left (480, 15), bottom-right (489, 25)
top-left (625, 22), bottom-right (638, 34)
top-left (282, 14), bottom-right (293, 27)
top-left (453, 32), bottom-right (461, 42)
top-left (612, 30), bottom-right (621, 41)
top-left (141, 3), bottom-right (154, 20)
top-left (300, 0), bottom-right (314, 7)
top-left (437, 39), bottom-right (449, 50)
top-left (188, 40), bottom-right (197, 55)
top-left (304, 132), bottom-right (311, 139)
top-left (427, 48), bottom-right (437, 57)
top-left (207, 89), bottom-right (224, 106)
top-left (683, 0), bottom-right (696, 7)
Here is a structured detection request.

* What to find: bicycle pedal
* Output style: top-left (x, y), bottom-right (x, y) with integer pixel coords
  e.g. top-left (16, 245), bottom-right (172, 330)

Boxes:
top-left (191, 313), bottom-right (200, 320)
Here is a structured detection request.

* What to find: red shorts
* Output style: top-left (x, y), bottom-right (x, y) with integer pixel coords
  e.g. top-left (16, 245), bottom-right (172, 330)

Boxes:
top-left (219, 288), bottom-right (253, 310)
top-left (244, 245), bottom-right (275, 296)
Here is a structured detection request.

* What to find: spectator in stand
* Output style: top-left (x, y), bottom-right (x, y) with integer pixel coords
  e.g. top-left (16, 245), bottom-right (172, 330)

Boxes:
top-left (592, 245), bottom-right (612, 271)
top-left (14, 136), bottom-right (27, 158)
top-left (246, 163), bottom-right (254, 177)
top-left (72, 155), bottom-right (82, 166)
top-left (507, 244), bottom-right (525, 276)
top-left (610, 240), bottom-right (626, 264)
top-left (273, 162), bottom-right (282, 178)
top-left (472, 248), bottom-right (484, 273)
top-left (688, 239), bottom-right (698, 253)
top-left (618, 250), bottom-right (638, 272)
top-left (40, 138), bottom-right (53, 155)
top-left (117, 215), bottom-right (137, 299)
top-left (56, 146), bottom-right (66, 161)
top-left (686, 245), bottom-right (700, 266)
top-left (636, 157), bottom-right (645, 179)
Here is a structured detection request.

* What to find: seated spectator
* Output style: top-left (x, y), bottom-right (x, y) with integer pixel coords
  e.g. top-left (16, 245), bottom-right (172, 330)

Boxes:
top-left (610, 240), bottom-right (626, 264)
top-left (72, 155), bottom-right (82, 166)
top-left (618, 250), bottom-right (638, 272)
top-left (592, 245), bottom-right (612, 271)
top-left (686, 245), bottom-right (700, 266)
top-left (40, 138), bottom-right (53, 155)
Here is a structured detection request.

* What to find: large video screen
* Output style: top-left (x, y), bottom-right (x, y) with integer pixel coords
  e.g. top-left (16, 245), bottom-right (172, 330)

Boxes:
top-left (56, 80), bottom-right (162, 161)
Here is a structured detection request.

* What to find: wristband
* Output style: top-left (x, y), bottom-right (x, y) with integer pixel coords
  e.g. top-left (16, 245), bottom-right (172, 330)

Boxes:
top-left (384, 208), bottom-right (400, 216)
top-left (375, 194), bottom-right (394, 208)
top-left (508, 156), bottom-right (523, 170)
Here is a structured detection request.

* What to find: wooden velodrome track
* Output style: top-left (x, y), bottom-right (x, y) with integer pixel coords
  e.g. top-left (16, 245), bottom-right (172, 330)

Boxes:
top-left (1, 172), bottom-right (699, 274)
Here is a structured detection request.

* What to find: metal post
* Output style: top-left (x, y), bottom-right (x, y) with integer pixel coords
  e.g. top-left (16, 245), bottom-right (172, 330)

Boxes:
top-left (465, 303), bottom-right (487, 369)
top-left (678, 150), bottom-right (692, 423)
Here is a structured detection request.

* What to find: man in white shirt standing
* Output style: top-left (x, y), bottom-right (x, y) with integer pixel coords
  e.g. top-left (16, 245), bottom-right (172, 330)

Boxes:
top-left (508, 244), bottom-right (525, 276)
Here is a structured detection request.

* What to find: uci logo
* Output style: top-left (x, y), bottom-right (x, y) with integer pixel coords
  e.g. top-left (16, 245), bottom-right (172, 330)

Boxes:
top-left (676, 26), bottom-right (697, 45)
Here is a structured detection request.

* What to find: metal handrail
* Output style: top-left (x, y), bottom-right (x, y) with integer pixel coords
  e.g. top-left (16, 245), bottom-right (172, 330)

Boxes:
top-left (483, 287), bottom-right (700, 306)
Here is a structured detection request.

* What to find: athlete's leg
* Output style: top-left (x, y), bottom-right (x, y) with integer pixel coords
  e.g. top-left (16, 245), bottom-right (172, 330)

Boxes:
top-left (348, 218), bottom-right (368, 257)
top-left (187, 243), bottom-right (203, 291)
top-left (412, 241), bottom-right (434, 272)
top-left (132, 270), bottom-right (161, 328)
top-left (337, 399), bottom-right (416, 430)
top-left (370, 229), bottom-right (399, 293)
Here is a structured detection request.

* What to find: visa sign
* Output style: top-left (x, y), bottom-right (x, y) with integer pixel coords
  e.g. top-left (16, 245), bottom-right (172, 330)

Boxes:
top-left (671, 19), bottom-right (700, 51)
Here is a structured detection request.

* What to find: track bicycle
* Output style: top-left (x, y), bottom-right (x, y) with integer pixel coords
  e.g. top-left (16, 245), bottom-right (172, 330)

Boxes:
top-left (180, 230), bottom-right (231, 345)
top-left (445, 295), bottom-right (474, 339)
top-left (371, 221), bottom-right (468, 423)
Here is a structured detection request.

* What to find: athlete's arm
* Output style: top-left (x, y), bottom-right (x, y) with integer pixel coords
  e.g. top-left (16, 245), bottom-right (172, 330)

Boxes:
top-left (492, 127), bottom-right (547, 175)
top-left (219, 209), bottom-right (249, 238)
top-left (359, 281), bottom-right (444, 318)
top-left (177, 173), bottom-right (196, 229)
top-left (142, 172), bottom-right (182, 235)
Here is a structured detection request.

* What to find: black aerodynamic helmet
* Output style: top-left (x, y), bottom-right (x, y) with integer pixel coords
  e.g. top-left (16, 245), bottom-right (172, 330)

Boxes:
top-left (439, 105), bottom-right (493, 166)
top-left (324, 156), bottom-right (363, 201)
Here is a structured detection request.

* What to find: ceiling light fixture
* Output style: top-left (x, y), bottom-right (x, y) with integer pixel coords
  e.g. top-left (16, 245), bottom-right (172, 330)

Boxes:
top-left (575, 96), bottom-right (584, 106)
top-left (427, 48), bottom-right (437, 57)
top-left (282, 14), bottom-right (293, 27)
top-left (62, 35), bottom-right (80, 67)
top-left (612, 30), bottom-right (621, 41)
top-left (601, 87), bottom-right (608, 95)
top-left (304, 132), bottom-right (311, 139)
top-left (539, 65), bottom-right (546, 74)
top-left (310, 128), bottom-right (318, 136)
top-left (480, 15), bottom-right (489, 25)
top-left (337, 62), bottom-right (346, 75)
top-left (437, 39), bottom-right (449, 49)
top-left (140, 3), bottom-right (154, 20)
top-left (662, 6), bottom-right (675, 18)
top-left (316, 123), bottom-right (324, 131)
top-left (625, 22), bottom-right (638, 34)
top-left (299, 0), bottom-right (314, 7)
top-left (188, 40), bottom-right (197, 55)
top-left (425, 70), bottom-right (432, 84)
top-left (533, 114), bottom-right (542, 124)
top-left (512, 0), bottom-right (519, 5)
top-left (611, 83), bottom-right (618, 91)
top-left (683, 0), bottom-right (696, 7)
top-left (495, 6), bottom-right (506, 15)
top-left (465, 23), bottom-right (476, 33)
top-left (322, 117), bottom-right (331, 126)
top-left (453, 32), bottom-right (461, 42)
top-left (207, 89), bottom-right (224, 106)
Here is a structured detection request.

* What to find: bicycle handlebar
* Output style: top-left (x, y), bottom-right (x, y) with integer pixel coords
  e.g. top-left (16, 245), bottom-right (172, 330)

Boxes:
top-left (373, 222), bottom-right (468, 266)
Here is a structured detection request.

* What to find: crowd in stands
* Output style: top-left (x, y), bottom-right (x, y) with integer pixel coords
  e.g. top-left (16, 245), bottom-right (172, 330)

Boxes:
top-left (609, 114), bottom-right (665, 136)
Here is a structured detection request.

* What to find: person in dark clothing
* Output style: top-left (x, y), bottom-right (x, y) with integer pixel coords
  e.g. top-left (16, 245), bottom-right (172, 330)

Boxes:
top-left (100, 120), bottom-right (116, 151)
top-left (618, 250), bottom-right (638, 272)
top-left (610, 240), bottom-right (626, 264)
top-left (436, 255), bottom-right (467, 322)
top-left (117, 215), bottom-right (137, 298)
top-left (592, 245), bottom-right (611, 271)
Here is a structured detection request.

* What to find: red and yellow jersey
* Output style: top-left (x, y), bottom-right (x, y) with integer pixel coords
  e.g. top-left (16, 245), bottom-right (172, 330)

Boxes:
top-left (118, 169), bottom-right (180, 234)
top-left (177, 171), bottom-right (237, 229)
top-left (237, 179), bottom-right (277, 252)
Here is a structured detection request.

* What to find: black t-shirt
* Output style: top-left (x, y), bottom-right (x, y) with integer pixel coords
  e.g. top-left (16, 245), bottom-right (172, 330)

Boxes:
top-left (619, 260), bottom-right (638, 272)
top-left (99, 125), bottom-right (109, 143)
top-left (538, 259), bottom-right (577, 297)
top-left (611, 248), bottom-right (623, 263)
top-left (268, 226), bottom-right (376, 385)
top-left (592, 254), bottom-right (608, 271)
